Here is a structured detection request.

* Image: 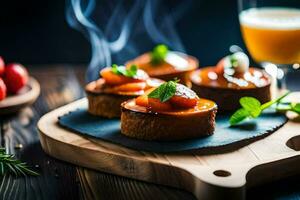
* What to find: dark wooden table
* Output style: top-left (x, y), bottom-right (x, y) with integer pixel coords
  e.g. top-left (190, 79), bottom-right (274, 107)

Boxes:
top-left (0, 65), bottom-right (300, 200)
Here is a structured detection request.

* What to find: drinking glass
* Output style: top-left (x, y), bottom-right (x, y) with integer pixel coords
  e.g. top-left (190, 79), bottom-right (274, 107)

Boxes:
top-left (238, 0), bottom-right (300, 90)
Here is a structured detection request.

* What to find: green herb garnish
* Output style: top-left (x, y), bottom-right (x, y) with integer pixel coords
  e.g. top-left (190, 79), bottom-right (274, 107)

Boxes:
top-left (151, 44), bottom-right (169, 65)
top-left (229, 54), bottom-right (238, 68)
top-left (111, 64), bottom-right (138, 78)
top-left (276, 102), bottom-right (300, 114)
top-left (229, 92), bottom-right (290, 126)
top-left (0, 148), bottom-right (39, 176)
top-left (148, 79), bottom-right (179, 102)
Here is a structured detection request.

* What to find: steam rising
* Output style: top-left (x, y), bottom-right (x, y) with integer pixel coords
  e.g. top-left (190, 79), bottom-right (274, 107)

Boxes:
top-left (66, 0), bottom-right (190, 82)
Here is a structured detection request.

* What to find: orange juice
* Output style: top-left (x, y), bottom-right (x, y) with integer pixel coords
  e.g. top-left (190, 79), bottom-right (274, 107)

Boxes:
top-left (239, 8), bottom-right (300, 64)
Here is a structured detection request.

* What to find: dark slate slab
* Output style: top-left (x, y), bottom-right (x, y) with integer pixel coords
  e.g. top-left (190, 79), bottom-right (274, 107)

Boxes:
top-left (58, 109), bottom-right (287, 153)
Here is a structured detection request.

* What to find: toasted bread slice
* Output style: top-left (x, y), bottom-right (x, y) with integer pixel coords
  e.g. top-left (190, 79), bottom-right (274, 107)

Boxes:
top-left (121, 99), bottom-right (217, 141)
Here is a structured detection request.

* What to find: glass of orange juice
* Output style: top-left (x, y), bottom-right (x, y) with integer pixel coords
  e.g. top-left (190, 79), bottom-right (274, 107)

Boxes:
top-left (238, 0), bottom-right (300, 89)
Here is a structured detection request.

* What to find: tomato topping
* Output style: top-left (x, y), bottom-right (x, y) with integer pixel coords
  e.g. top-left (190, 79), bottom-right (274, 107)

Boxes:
top-left (170, 96), bottom-right (198, 108)
top-left (135, 95), bottom-right (149, 107)
top-left (135, 83), bottom-right (198, 111)
top-left (169, 83), bottom-right (198, 108)
top-left (148, 98), bottom-right (172, 111)
top-left (136, 95), bottom-right (172, 111)
top-left (113, 82), bottom-right (146, 92)
top-left (100, 68), bottom-right (138, 85)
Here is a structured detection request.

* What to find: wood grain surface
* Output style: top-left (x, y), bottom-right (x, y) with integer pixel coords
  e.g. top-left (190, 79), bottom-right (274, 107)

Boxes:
top-left (1, 65), bottom-right (300, 200)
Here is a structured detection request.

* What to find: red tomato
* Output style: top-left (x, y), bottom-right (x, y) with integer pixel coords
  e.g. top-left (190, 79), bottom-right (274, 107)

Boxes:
top-left (148, 98), bottom-right (172, 111)
top-left (114, 82), bottom-right (146, 92)
top-left (3, 63), bottom-right (28, 94)
top-left (100, 68), bottom-right (133, 85)
top-left (135, 95), bottom-right (172, 111)
top-left (135, 94), bottom-right (149, 107)
top-left (0, 57), bottom-right (5, 76)
top-left (100, 67), bottom-right (147, 86)
top-left (170, 96), bottom-right (198, 108)
top-left (0, 78), bottom-right (7, 100)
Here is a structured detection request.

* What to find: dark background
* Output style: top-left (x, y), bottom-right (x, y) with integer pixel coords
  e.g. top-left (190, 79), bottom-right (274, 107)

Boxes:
top-left (0, 0), bottom-right (246, 66)
top-left (0, 0), bottom-right (299, 91)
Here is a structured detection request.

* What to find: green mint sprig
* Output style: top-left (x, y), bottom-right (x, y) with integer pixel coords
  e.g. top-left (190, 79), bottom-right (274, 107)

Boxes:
top-left (111, 64), bottom-right (138, 78)
top-left (148, 79), bottom-right (179, 102)
top-left (229, 92), bottom-right (290, 126)
top-left (276, 102), bottom-right (300, 114)
top-left (151, 44), bottom-right (169, 65)
top-left (0, 148), bottom-right (39, 176)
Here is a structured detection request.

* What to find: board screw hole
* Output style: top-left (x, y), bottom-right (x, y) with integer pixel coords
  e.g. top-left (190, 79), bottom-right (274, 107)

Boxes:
top-left (286, 135), bottom-right (300, 151)
top-left (213, 170), bottom-right (231, 177)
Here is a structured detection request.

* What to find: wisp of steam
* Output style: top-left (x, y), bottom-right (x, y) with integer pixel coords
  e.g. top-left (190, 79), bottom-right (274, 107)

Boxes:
top-left (66, 0), bottom-right (191, 82)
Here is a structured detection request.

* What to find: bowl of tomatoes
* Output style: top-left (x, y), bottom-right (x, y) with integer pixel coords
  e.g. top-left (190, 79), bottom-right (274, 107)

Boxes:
top-left (0, 57), bottom-right (40, 115)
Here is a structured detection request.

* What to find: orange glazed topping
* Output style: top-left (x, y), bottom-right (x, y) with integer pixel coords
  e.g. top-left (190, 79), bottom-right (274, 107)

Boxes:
top-left (134, 81), bottom-right (216, 113)
top-left (97, 65), bottom-right (163, 95)
top-left (126, 45), bottom-right (198, 76)
top-left (191, 52), bottom-right (270, 89)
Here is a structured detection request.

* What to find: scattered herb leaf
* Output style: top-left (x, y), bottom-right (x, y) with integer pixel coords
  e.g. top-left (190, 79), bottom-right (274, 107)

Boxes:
top-left (239, 97), bottom-right (261, 118)
top-left (260, 92), bottom-right (290, 110)
top-left (229, 108), bottom-right (250, 125)
top-left (148, 79), bottom-right (179, 102)
top-left (293, 103), bottom-right (300, 113)
top-left (151, 44), bottom-right (169, 65)
top-left (111, 64), bottom-right (138, 78)
top-left (230, 92), bottom-right (290, 126)
top-left (277, 102), bottom-right (300, 114)
top-left (0, 148), bottom-right (39, 176)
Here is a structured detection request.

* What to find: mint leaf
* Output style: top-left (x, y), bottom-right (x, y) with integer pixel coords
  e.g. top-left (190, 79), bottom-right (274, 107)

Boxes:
top-left (292, 103), bottom-right (300, 113)
top-left (229, 92), bottom-right (291, 126)
top-left (111, 64), bottom-right (120, 74)
top-left (148, 80), bottom-right (177, 102)
top-left (111, 64), bottom-right (138, 78)
top-left (230, 108), bottom-right (250, 126)
top-left (148, 83), bottom-right (166, 99)
top-left (260, 91), bottom-right (290, 110)
top-left (240, 97), bottom-right (261, 118)
top-left (229, 54), bottom-right (238, 68)
top-left (277, 102), bottom-right (300, 114)
top-left (151, 44), bottom-right (169, 65)
top-left (125, 65), bottom-right (138, 77)
top-left (240, 97), bottom-right (261, 110)
top-left (160, 81), bottom-right (177, 102)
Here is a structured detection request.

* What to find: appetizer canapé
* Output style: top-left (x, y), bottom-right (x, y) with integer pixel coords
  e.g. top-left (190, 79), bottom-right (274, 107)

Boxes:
top-left (126, 44), bottom-right (198, 86)
top-left (85, 64), bottom-right (163, 118)
top-left (190, 52), bottom-right (271, 111)
top-left (121, 80), bottom-right (217, 141)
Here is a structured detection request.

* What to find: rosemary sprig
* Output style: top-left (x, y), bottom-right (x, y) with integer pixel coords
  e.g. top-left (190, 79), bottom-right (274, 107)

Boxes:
top-left (0, 148), bottom-right (39, 176)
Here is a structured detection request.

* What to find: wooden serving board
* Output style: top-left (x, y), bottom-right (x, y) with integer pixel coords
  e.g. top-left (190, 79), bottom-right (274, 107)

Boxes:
top-left (38, 95), bottom-right (300, 200)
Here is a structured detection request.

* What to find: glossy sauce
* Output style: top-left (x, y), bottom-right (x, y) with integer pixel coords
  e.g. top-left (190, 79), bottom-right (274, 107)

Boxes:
top-left (126, 52), bottom-right (198, 76)
top-left (124, 98), bottom-right (217, 116)
top-left (191, 67), bottom-right (270, 89)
